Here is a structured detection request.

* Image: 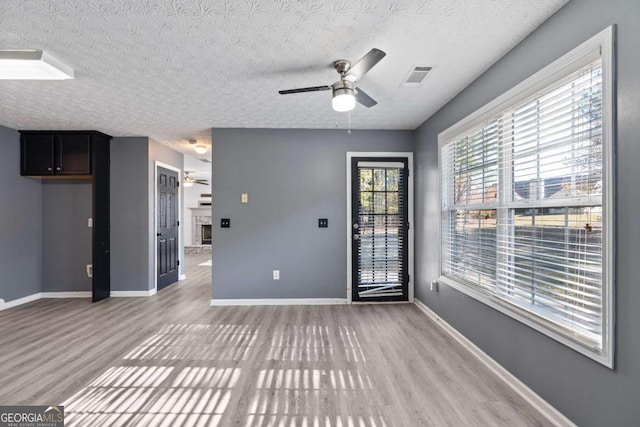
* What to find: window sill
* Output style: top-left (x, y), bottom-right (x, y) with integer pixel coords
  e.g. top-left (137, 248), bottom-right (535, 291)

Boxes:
top-left (437, 275), bottom-right (612, 368)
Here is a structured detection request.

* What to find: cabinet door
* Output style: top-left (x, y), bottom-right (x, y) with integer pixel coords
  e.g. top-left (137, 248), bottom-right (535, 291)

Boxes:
top-left (55, 134), bottom-right (91, 175)
top-left (21, 134), bottom-right (55, 175)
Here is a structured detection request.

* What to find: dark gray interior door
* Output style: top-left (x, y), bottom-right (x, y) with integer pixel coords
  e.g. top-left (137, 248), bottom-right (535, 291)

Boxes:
top-left (352, 157), bottom-right (409, 302)
top-left (157, 166), bottom-right (179, 290)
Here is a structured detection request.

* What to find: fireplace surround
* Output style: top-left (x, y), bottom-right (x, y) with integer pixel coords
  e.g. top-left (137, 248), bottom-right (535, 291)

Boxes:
top-left (187, 207), bottom-right (212, 253)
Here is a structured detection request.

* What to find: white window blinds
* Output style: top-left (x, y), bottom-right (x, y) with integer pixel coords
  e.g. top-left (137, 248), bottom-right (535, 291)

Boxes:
top-left (495, 61), bottom-right (604, 345)
top-left (439, 29), bottom-right (613, 367)
top-left (441, 121), bottom-right (499, 292)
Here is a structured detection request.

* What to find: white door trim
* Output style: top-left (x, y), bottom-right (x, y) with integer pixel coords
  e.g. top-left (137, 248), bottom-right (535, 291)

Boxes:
top-left (154, 161), bottom-right (183, 294)
top-left (346, 152), bottom-right (414, 304)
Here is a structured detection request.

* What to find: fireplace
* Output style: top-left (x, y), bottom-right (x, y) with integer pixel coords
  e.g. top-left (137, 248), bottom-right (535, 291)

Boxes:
top-left (189, 207), bottom-right (211, 247)
top-left (201, 224), bottom-right (212, 245)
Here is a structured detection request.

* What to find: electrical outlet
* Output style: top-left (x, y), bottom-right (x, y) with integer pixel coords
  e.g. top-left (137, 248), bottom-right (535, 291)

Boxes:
top-left (273, 270), bottom-right (280, 280)
top-left (88, 218), bottom-right (93, 228)
top-left (430, 280), bottom-right (439, 292)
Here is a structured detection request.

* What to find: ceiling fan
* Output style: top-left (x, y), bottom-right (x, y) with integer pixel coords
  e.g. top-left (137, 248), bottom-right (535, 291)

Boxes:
top-left (183, 171), bottom-right (209, 187)
top-left (278, 48), bottom-right (386, 112)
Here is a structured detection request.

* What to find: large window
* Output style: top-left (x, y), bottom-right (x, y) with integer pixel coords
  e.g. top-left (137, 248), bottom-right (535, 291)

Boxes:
top-left (439, 27), bottom-right (614, 367)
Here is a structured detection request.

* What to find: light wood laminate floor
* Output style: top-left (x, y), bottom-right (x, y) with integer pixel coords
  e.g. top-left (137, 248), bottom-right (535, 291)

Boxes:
top-left (0, 253), bottom-right (550, 426)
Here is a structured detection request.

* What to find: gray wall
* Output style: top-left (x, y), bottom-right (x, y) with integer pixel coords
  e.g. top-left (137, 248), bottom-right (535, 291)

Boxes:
top-left (414, 0), bottom-right (640, 425)
top-left (0, 125), bottom-right (42, 303)
top-left (41, 181), bottom-right (92, 292)
top-left (111, 137), bottom-right (150, 292)
top-left (110, 137), bottom-right (184, 292)
top-left (0, 132), bottom-right (185, 299)
top-left (149, 139), bottom-right (185, 284)
top-left (210, 128), bottom-right (413, 300)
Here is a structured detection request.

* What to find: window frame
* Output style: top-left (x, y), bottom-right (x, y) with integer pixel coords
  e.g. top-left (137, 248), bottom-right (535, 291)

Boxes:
top-left (437, 26), bottom-right (615, 368)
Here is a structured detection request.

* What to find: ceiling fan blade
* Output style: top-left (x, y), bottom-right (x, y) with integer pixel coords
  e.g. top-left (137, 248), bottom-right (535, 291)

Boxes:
top-left (355, 87), bottom-right (377, 108)
top-left (196, 181), bottom-right (209, 185)
top-left (278, 85), bottom-right (331, 95)
top-left (344, 48), bottom-right (386, 82)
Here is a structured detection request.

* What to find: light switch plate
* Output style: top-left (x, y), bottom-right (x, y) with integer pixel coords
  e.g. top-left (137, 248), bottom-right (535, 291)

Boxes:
top-left (273, 270), bottom-right (280, 280)
top-left (88, 218), bottom-right (93, 227)
top-left (241, 193), bottom-right (248, 204)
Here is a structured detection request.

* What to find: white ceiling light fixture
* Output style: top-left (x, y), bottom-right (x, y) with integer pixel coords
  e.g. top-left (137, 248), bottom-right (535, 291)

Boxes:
top-left (331, 81), bottom-right (356, 112)
top-left (188, 139), bottom-right (208, 154)
top-left (0, 50), bottom-right (74, 80)
top-left (183, 171), bottom-right (195, 187)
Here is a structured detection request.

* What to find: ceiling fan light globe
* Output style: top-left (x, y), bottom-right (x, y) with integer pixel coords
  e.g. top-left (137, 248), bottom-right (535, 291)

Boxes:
top-left (332, 91), bottom-right (356, 112)
top-left (183, 181), bottom-right (194, 187)
top-left (194, 144), bottom-right (207, 154)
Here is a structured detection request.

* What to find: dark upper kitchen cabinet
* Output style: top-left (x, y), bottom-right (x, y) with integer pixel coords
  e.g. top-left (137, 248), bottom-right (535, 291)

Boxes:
top-left (56, 133), bottom-right (92, 175)
top-left (19, 130), bottom-right (112, 302)
top-left (21, 131), bottom-right (92, 176)
top-left (20, 133), bottom-right (56, 175)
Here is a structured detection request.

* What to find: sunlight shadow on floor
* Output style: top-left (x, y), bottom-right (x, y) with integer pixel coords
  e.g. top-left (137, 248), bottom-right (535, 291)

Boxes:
top-left (63, 321), bottom-right (388, 426)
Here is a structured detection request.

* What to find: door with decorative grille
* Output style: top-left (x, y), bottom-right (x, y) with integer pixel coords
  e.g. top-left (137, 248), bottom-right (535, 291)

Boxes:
top-left (351, 158), bottom-right (409, 302)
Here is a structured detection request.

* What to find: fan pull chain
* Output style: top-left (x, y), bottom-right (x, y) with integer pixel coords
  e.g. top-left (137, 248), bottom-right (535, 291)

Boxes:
top-left (348, 111), bottom-right (352, 135)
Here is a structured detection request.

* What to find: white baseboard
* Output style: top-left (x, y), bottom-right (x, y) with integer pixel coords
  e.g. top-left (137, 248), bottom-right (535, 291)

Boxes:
top-left (1, 288), bottom-right (159, 310)
top-left (0, 293), bottom-right (41, 311)
top-left (414, 299), bottom-right (576, 427)
top-left (111, 290), bottom-right (156, 297)
top-left (41, 292), bottom-right (91, 298)
top-left (0, 291), bottom-right (95, 311)
top-left (179, 274), bottom-right (187, 281)
top-left (210, 298), bottom-right (348, 306)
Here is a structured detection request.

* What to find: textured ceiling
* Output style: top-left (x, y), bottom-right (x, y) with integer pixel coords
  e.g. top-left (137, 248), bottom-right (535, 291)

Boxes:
top-left (183, 153), bottom-right (211, 178)
top-left (0, 0), bottom-right (568, 154)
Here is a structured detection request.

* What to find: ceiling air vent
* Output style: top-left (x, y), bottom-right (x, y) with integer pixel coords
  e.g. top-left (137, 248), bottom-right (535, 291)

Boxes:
top-left (401, 65), bottom-right (433, 87)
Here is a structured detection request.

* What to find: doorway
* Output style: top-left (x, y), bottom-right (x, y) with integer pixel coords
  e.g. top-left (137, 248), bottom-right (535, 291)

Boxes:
top-left (347, 153), bottom-right (413, 302)
top-left (182, 153), bottom-right (212, 299)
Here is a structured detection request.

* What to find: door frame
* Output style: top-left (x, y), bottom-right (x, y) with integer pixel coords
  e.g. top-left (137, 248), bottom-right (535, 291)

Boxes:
top-left (154, 161), bottom-right (184, 294)
top-left (346, 152), bottom-right (414, 304)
